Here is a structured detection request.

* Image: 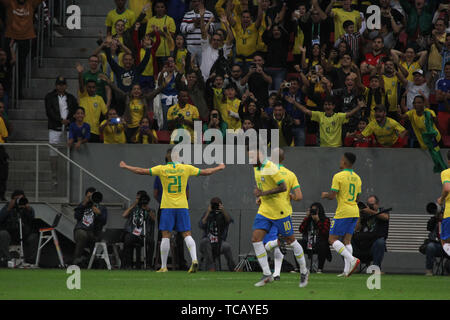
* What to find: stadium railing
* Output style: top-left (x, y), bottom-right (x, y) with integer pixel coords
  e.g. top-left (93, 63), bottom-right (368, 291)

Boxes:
top-left (291, 212), bottom-right (429, 253)
top-left (2, 143), bottom-right (131, 208)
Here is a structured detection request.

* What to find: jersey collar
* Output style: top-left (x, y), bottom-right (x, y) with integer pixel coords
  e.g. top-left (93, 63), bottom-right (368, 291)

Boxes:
top-left (343, 168), bottom-right (354, 174)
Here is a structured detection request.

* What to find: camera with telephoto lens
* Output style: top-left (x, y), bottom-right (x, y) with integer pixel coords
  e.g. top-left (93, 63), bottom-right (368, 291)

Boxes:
top-left (87, 191), bottom-right (103, 208)
top-left (138, 193), bottom-right (150, 207)
top-left (16, 197), bottom-right (28, 207)
top-left (426, 202), bottom-right (443, 215)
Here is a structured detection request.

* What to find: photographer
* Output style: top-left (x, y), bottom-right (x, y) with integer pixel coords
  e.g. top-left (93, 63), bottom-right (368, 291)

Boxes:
top-left (122, 191), bottom-right (156, 269)
top-left (73, 187), bottom-right (108, 266)
top-left (298, 202), bottom-right (332, 273)
top-left (198, 197), bottom-right (235, 271)
top-left (0, 190), bottom-right (38, 266)
top-left (422, 203), bottom-right (445, 276)
top-left (353, 195), bottom-right (390, 272)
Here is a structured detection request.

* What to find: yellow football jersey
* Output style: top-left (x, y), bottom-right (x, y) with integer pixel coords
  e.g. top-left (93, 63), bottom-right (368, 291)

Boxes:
top-left (361, 117), bottom-right (405, 147)
top-left (150, 163), bottom-right (201, 209)
top-left (105, 9), bottom-right (136, 36)
top-left (100, 120), bottom-right (127, 144)
top-left (232, 22), bottom-right (259, 58)
top-left (217, 98), bottom-right (241, 130)
top-left (331, 8), bottom-right (361, 41)
top-left (79, 95), bottom-right (108, 135)
top-left (406, 108), bottom-right (441, 150)
top-left (278, 165), bottom-right (301, 217)
top-left (128, 98), bottom-right (146, 128)
top-left (401, 60), bottom-right (421, 82)
top-left (383, 75), bottom-right (400, 112)
top-left (441, 168), bottom-right (450, 219)
top-left (331, 169), bottom-right (362, 219)
top-left (167, 103), bottom-right (200, 142)
top-left (311, 111), bottom-right (348, 147)
top-left (254, 160), bottom-right (287, 220)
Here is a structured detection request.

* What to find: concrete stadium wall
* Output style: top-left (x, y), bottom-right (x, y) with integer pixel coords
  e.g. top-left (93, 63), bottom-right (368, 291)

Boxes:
top-left (69, 145), bottom-right (448, 274)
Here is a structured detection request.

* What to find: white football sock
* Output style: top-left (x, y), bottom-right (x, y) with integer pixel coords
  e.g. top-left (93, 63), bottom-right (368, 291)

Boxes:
top-left (160, 238), bottom-right (170, 269)
top-left (345, 244), bottom-right (354, 273)
top-left (184, 235), bottom-right (198, 262)
top-left (333, 240), bottom-right (354, 273)
top-left (273, 247), bottom-right (284, 277)
top-left (264, 239), bottom-right (279, 252)
top-left (289, 240), bottom-right (308, 274)
top-left (444, 243), bottom-right (450, 257)
top-left (253, 241), bottom-right (272, 276)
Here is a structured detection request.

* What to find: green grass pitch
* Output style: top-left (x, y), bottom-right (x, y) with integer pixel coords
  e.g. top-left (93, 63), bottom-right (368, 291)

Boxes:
top-left (0, 269), bottom-right (449, 300)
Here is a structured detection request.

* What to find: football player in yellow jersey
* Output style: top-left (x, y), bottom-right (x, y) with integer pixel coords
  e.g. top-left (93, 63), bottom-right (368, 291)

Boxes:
top-left (321, 152), bottom-right (361, 277)
top-left (248, 148), bottom-right (307, 287)
top-left (437, 150), bottom-right (450, 258)
top-left (260, 148), bottom-right (310, 287)
top-left (119, 148), bottom-right (226, 273)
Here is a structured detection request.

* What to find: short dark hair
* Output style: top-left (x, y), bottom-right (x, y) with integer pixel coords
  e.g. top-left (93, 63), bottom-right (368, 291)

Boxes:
top-left (344, 152), bottom-right (356, 165)
top-left (413, 95), bottom-right (425, 103)
top-left (373, 35), bottom-right (384, 43)
top-left (86, 79), bottom-right (97, 85)
top-left (11, 190), bottom-right (25, 199)
top-left (343, 20), bottom-right (354, 29)
top-left (323, 95), bottom-right (335, 105)
top-left (445, 61), bottom-right (450, 68)
top-left (75, 106), bottom-right (85, 114)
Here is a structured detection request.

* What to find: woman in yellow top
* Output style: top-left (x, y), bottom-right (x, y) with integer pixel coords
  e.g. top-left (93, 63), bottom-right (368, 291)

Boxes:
top-left (99, 108), bottom-right (127, 144)
top-left (99, 74), bottom-right (166, 141)
top-left (132, 117), bottom-right (159, 144)
top-left (145, 0), bottom-right (176, 68)
top-left (363, 75), bottom-right (388, 121)
top-left (173, 34), bottom-right (191, 74)
top-left (391, 47), bottom-right (428, 82)
top-left (217, 84), bottom-right (241, 130)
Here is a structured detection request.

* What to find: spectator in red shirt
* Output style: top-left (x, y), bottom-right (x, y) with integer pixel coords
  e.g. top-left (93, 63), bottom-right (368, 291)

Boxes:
top-left (345, 118), bottom-right (374, 147)
top-left (361, 36), bottom-right (387, 87)
top-left (298, 202), bottom-right (332, 273)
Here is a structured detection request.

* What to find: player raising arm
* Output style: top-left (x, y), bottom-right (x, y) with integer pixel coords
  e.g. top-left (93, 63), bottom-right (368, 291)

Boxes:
top-left (437, 150), bottom-right (450, 258)
top-left (321, 152), bottom-right (361, 277)
top-left (119, 148), bottom-right (225, 273)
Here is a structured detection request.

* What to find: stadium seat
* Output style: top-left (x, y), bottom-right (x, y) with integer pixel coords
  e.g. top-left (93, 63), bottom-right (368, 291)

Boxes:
top-left (157, 130), bottom-right (171, 144)
top-left (437, 112), bottom-right (450, 147)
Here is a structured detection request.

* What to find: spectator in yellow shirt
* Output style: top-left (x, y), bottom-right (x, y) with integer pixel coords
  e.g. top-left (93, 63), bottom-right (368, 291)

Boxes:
top-left (145, 0), bottom-right (176, 68)
top-left (167, 89), bottom-right (200, 143)
top-left (79, 80), bottom-right (108, 143)
top-left (228, 0), bottom-right (263, 69)
top-left (217, 84), bottom-right (242, 131)
top-left (106, 0), bottom-right (137, 36)
top-left (132, 117), bottom-right (159, 143)
top-left (99, 108), bottom-right (127, 144)
top-left (326, 0), bottom-right (362, 42)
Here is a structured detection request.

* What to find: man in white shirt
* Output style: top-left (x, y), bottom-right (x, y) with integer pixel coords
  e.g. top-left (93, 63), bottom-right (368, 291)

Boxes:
top-left (44, 76), bottom-right (78, 186)
top-left (199, 8), bottom-right (233, 80)
top-left (399, 69), bottom-right (430, 110)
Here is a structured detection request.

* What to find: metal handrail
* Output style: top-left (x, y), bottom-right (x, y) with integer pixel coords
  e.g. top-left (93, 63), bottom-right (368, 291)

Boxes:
top-left (2, 143), bottom-right (131, 207)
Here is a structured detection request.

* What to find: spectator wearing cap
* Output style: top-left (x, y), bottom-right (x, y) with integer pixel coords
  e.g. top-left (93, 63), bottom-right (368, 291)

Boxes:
top-left (398, 69), bottom-right (431, 110)
top-left (45, 76), bottom-right (78, 186)
top-left (353, 105), bottom-right (407, 148)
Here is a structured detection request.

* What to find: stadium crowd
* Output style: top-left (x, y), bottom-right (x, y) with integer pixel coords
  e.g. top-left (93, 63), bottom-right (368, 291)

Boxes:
top-left (0, 0), bottom-right (449, 150)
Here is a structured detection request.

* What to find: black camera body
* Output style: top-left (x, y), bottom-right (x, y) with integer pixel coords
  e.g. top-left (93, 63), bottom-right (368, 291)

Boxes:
top-left (86, 191), bottom-right (103, 208)
top-left (310, 208), bottom-right (318, 215)
top-left (16, 197), bottom-right (28, 207)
